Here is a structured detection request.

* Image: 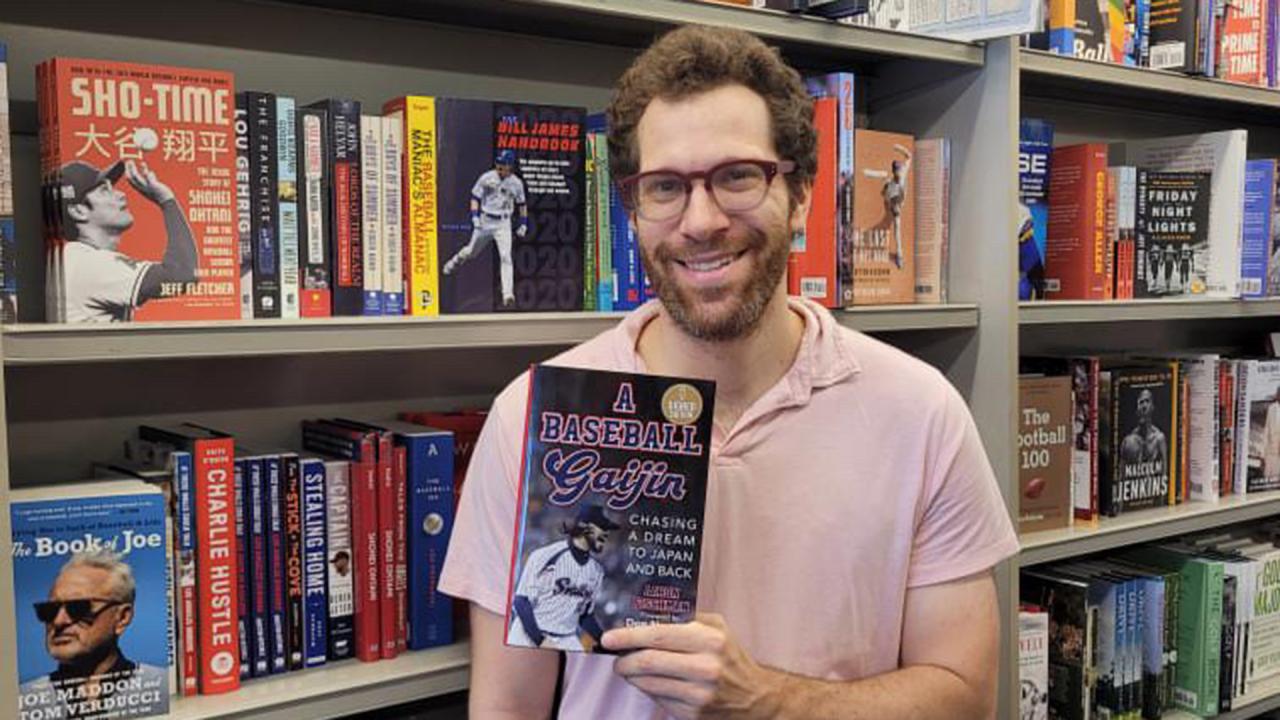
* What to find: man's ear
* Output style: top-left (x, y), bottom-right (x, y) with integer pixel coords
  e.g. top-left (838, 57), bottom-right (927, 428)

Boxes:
top-left (65, 203), bottom-right (89, 223)
top-left (789, 180), bottom-right (814, 235)
top-left (114, 604), bottom-right (134, 636)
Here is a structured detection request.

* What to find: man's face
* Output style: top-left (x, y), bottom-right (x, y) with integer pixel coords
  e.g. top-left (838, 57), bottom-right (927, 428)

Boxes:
top-left (583, 523), bottom-right (610, 554)
top-left (633, 84), bottom-right (810, 341)
top-left (496, 163), bottom-right (513, 179)
top-left (43, 566), bottom-right (131, 665)
top-left (333, 556), bottom-right (350, 576)
top-left (1136, 390), bottom-right (1153, 425)
top-left (75, 180), bottom-right (133, 235)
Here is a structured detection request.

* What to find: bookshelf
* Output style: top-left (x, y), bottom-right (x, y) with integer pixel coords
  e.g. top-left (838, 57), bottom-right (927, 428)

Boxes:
top-left (1019, 298), bottom-right (1280, 324)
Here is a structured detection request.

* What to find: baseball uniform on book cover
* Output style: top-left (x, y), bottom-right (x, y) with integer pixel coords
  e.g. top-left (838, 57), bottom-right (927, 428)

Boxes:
top-left (506, 365), bottom-right (714, 653)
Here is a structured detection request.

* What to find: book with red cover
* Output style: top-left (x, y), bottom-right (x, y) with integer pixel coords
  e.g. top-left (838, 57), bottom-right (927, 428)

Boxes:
top-left (38, 58), bottom-right (240, 322)
top-left (1046, 144), bottom-right (1111, 300)
top-left (789, 96), bottom-right (838, 307)
top-left (301, 420), bottom-right (380, 661)
top-left (1218, 0), bottom-right (1268, 85)
top-left (138, 424), bottom-right (240, 694)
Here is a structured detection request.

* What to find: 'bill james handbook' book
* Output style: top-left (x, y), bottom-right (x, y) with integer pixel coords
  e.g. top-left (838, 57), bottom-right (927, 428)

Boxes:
top-left (505, 365), bottom-right (714, 653)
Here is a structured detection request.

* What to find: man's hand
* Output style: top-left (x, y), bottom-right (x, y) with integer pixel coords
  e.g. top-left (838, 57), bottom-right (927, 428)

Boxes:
top-left (603, 613), bottom-right (782, 720)
top-left (516, 221), bottom-right (528, 238)
top-left (124, 160), bottom-right (175, 205)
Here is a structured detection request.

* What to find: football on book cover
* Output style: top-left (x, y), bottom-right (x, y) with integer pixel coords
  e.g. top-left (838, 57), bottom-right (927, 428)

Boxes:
top-left (506, 365), bottom-right (714, 652)
top-left (851, 129), bottom-right (915, 305)
top-left (1018, 375), bottom-right (1074, 533)
top-left (39, 58), bottom-right (239, 322)
top-left (436, 99), bottom-right (585, 313)
top-left (1135, 170), bottom-right (1211, 297)
top-left (1105, 367), bottom-right (1175, 515)
top-left (10, 481), bottom-right (170, 719)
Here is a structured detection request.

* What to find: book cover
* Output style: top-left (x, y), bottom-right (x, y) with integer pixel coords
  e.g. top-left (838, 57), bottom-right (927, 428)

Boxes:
top-left (299, 457), bottom-right (328, 668)
top-left (1019, 610), bottom-right (1050, 720)
top-left (1018, 374), bottom-right (1074, 533)
top-left (1104, 367), bottom-right (1176, 516)
top-left (1147, 0), bottom-right (1198, 70)
top-left (1046, 143), bottom-right (1110, 300)
top-left (1237, 359), bottom-right (1280, 492)
top-left (297, 106), bottom-right (331, 317)
top-left (403, 409), bottom-right (488, 507)
top-left (436, 99), bottom-right (586, 312)
top-left (1019, 119), bottom-right (1054, 301)
top-left (914, 137), bottom-right (949, 304)
top-left (790, 94), bottom-right (838, 307)
top-left (302, 99), bottom-right (362, 316)
top-left (1021, 570), bottom-right (1092, 720)
top-left (506, 366), bottom-right (715, 652)
top-left (322, 458), bottom-right (354, 661)
top-left (11, 482), bottom-right (170, 719)
top-left (1242, 159), bottom-right (1275, 298)
top-left (39, 58), bottom-right (240, 322)
top-left (1218, 0), bottom-right (1267, 84)
top-left (382, 96), bottom-right (439, 316)
top-left (1073, 0), bottom-right (1112, 59)
top-left (244, 91), bottom-right (280, 319)
top-left (802, 74), bottom-right (856, 306)
top-left (852, 129), bottom-right (916, 305)
top-left (1124, 130), bottom-right (1248, 298)
top-left (1135, 170), bottom-right (1212, 297)
top-left (0, 43), bottom-right (15, 323)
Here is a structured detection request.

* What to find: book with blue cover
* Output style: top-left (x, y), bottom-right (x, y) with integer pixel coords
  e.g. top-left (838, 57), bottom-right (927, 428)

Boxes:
top-left (1019, 119), bottom-right (1054, 301)
top-left (11, 481), bottom-right (170, 719)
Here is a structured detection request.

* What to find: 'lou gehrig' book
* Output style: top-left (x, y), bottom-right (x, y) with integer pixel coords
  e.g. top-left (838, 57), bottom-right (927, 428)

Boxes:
top-left (506, 365), bottom-right (714, 653)
top-left (11, 480), bottom-right (170, 720)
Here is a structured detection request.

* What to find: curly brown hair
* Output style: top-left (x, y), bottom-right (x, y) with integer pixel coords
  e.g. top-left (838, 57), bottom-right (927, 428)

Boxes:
top-left (605, 25), bottom-right (817, 202)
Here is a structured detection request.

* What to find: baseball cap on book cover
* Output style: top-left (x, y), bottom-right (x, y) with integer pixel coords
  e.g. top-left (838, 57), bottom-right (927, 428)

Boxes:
top-left (576, 504), bottom-right (620, 531)
top-left (58, 158), bottom-right (125, 212)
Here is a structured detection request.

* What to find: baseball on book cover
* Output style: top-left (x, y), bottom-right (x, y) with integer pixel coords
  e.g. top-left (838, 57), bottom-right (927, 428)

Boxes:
top-left (506, 365), bottom-right (714, 653)
top-left (38, 58), bottom-right (239, 322)
top-left (436, 99), bottom-right (585, 313)
top-left (10, 481), bottom-right (170, 720)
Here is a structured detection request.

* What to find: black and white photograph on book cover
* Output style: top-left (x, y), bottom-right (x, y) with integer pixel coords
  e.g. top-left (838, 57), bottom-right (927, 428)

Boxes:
top-left (1243, 360), bottom-right (1280, 493)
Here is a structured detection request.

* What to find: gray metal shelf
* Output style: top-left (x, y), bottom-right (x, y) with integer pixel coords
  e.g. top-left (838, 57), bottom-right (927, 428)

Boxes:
top-left (0, 305), bottom-right (978, 364)
top-left (1020, 49), bottom-right (1280, 119)
top-left (168, 643), bottom-right (469, 720)
top-left (273, 0), bottom-right (985, 68)
top-left (1020, 491), bottom-right (1280, 566)
top-left (1019, 298), bottom-right (1280, 325)
top-left (1165, 689), bottom-right (1280, 720)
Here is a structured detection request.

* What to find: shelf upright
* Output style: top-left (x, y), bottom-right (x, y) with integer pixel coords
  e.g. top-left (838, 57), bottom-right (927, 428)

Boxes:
top-left (0, 335), bottom-right (15, 720)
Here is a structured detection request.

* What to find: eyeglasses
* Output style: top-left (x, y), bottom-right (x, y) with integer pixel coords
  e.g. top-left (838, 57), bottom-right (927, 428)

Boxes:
top-left (619, 159), bottom-right (796, 222)
top-left (34, 598), bottom-right (125, 625)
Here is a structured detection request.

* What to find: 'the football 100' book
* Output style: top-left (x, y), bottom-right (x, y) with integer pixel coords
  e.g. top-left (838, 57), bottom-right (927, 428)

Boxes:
top-left (505, 365), bottom-right (714, 653)
top-left (10, 480), bottom-right (170, 720)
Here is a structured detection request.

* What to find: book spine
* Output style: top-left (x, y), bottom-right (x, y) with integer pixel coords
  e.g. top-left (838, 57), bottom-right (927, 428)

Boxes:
top-left (173, 450), bottom-right (199, 695)
top-left (1242, 159), bottom-right (1274, 298)
top-left (266, 455), bottom-right (287, 673)
top-left (249, 92), bottom-right (281, 318)
top-left (393, 444), bottom-right (408, 653)
top-left (406, 433), bottom-right (456, 649)
top-left (283, 455), bottom-right (304, 670)
top-left (395, 97), bottom-right (441, 317)
top-left (247, 458), bottom-right (269, 675)
top-left (594, 132), bottom-right (614, 312)
top-left (192, 437), bottom-right (240, 694)
top-left (234, 98), bottom-right (254, 319)
top-left (352, 456), bottom-right (380, 660)
top-left (377, 434), bottom-right (398, 658)
top-left (796, 96), bottom-right (838, 308)
top-left (913, 138), bottom-right (947, 305)
top-left (1235, 360), bottom-right (1253, 496)
top-left (234, 459), bottom-right (252, 679)
top-left (301, 458), bottom-right (329, 667)
top-left (324, 459), bottom-right (354, 661)
top-left (1046, 144), bottom-right (1110, 300)
top-left (277, 97), bottom-right (301, 319)
top-left (583, 137), bottom-right (597, 312)
top-left (298, 108), bottom-right (332, 317)
top-left (360, 115), bottom-right (383, 316)
top-left (382, 115), bottom-right (404, 315)
top-left (327, 100), bottom-right (364, 315)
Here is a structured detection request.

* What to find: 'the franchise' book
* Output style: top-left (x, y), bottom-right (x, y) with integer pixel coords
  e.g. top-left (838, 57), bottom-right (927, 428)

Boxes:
top-left (505, 365), bottom-right (715, 653)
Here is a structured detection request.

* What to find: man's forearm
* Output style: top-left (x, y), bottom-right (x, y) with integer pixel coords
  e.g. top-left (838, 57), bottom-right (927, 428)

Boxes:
top-left (762, 664), bottom-right (990, 720)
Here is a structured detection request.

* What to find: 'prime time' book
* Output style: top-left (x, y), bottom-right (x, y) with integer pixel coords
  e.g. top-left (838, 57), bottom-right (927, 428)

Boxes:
top-left (506, 365), bottom-right (715, 652)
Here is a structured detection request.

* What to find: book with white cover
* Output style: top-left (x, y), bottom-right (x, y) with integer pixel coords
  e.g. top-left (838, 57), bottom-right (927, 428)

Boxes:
top-left (1122, 130), bottom-right (1248, 298)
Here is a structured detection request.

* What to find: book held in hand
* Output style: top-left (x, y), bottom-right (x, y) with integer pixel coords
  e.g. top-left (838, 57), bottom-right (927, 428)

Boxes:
top-left (506, 365), bottom-right (715, 653)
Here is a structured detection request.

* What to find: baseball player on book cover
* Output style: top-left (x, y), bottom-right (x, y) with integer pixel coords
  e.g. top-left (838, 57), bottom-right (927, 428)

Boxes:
top-left (508, 504), bottom-right (618, 652)
top-left (442, 149), bottom-right (529, 308)
top-left (55, 158), bottom-right (197, 322)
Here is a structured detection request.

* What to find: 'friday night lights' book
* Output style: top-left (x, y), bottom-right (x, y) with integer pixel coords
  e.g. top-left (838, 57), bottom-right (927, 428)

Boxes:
top-left (505, 365), bottom-right (714, 653)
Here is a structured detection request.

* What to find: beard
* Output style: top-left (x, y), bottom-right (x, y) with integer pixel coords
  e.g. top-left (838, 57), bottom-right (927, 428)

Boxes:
top-left (640, 221), bottom-right (791, 342)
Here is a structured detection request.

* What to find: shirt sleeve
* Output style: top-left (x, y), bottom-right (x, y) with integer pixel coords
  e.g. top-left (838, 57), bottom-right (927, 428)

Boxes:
top-left (438, 381), bottom-right (527, 615)
top-left (512, 177), bottom-right (527, 205)
top-left (471, 173), bottom-right (487, 201)
top-left (907, 382), bottom-right (1020, 588)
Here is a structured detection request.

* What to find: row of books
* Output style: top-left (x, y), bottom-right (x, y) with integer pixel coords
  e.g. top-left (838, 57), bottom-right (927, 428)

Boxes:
top-left (1020, 519), bottom-right (1280, 719)
top-left (1024, 0), bottom-right (1279, 86)
top-left (1019, 353), bottom-right (1280, 531)
top-left (8, 411), bottom-right (486, 719)
top-left (1019, 121), bottom-right (1280, 301)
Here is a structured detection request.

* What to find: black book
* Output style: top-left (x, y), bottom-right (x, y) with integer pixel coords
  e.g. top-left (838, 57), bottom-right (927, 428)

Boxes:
top-left (303, 99), bottom-right (363, 316)
top-left (1135, 170), bottom-right (1211, 298)
top-left (296, 106), bottom-right (332, 317)
top-left (243, 91), bottom-right (281, 318)
top-left (1103, 366), bottom-right (1176, 516)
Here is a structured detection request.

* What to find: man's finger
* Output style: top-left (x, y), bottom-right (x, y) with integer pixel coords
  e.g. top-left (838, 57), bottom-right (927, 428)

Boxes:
top-left (620, 671), bottom-right (712, 709)
top-left (613, 648), bottom-right (719, 683)
top-left (603, 621), bottom-right (718, 653)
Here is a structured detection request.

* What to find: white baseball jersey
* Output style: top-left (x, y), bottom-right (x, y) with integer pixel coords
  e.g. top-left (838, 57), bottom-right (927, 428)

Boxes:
top-left (60, 241), bottom-right (153, 322)
top-left (471, 169), bottom-right (526, 218)
top-left (513, 539), bottom-right (604, 636)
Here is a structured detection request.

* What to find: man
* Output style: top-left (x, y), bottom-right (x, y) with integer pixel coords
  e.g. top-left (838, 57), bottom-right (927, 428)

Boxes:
top-left (508, 504), bottom-right (617, 652)
top-left (441, 149), bottom-right (529, 308)
top-left (54, 159), bottom-right (198, 322)
top-left (19, 549), bottom-right (166, 717)
top-left (1120, 388), bottom-right (1168, 475)
top-left (439, 25), bottom-right (1017, 719)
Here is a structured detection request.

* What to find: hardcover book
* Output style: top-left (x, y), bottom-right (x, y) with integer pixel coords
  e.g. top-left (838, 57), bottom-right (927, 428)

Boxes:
top-left (851, 129), bottom-right (916, 305)
top-left (1236, 359), bottom-right (1280, 493)
top-left (38, 58), bottom-right (240, 322)
top-left (0, 43), bottom-right (14, 322)
top-left (1019, 119), bottom-right (1054, 301)
top-left (1019, 609), bottom-right (1050, 720)
top-left (506, 365), bottom-right (714, 652)
top-left (1103, 366), bottom-right (1176, 516)
top-left (11, 481), bottom-right (170, 719)
top-left (790, 95), bottom-right (838, 307)
top-left (1046, 143), bottom-right (1111, 300)
top-left (1018, 374), bottom-right (1074, 533)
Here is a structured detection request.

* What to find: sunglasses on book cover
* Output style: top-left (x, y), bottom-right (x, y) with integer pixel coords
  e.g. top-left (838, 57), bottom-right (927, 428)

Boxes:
top-left (34, 598), bottom-right (125, 624)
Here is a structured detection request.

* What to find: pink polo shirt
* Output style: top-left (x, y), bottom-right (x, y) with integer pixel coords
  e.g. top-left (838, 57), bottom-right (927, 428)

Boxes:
top-left (438, 297), bottom-right (1019, 719)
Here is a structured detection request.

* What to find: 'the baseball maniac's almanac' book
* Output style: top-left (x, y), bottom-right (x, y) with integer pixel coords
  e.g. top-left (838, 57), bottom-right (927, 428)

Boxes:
top-left (10, 480), bottom-right (170, 720)
top-left (38, 58), bottom-right (240, 322)
top-left (506, 365), bottom-right (715, 653)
